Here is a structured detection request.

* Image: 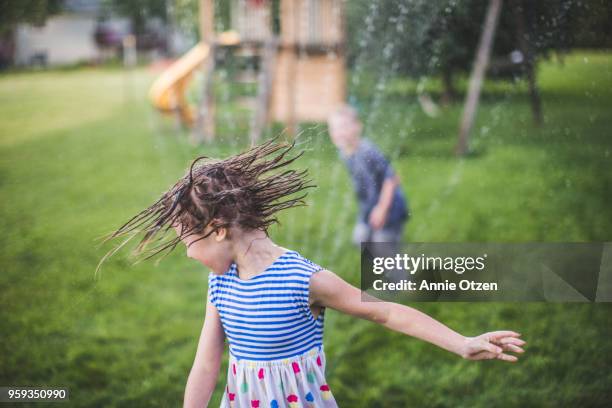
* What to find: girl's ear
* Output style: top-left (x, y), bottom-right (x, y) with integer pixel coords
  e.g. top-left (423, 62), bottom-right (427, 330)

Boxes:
top-left (214, 227), bottom-right (227, 242)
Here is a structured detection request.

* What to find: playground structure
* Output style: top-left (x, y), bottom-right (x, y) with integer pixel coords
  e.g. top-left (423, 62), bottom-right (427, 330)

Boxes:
top-left (149, 0), bottom-right (347, 144)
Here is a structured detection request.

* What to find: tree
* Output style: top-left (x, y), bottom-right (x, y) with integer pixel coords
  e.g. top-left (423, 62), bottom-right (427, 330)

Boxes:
top-left (0, 0), bottom-right (64, 35)
top-left (562, 0), bottom-right (612, 48)
top-left (456, 0), bottom-right (503, 156)
top-left (106, 0), bottom-right (168, 35)
top-left (345, 0), bottom-right (583, 102)
top-left (511, 0), bottom-right (542, 126)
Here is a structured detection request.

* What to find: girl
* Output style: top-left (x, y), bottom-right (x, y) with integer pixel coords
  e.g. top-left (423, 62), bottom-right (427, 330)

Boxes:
top-left (98, 139), bottom-right (525, 407)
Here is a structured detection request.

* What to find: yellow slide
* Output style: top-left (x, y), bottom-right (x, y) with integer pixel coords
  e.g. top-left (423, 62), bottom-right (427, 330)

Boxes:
top-left (148, 32), bottom-right (241, 127)
top-left (148, 42), bottom-right (211, 126)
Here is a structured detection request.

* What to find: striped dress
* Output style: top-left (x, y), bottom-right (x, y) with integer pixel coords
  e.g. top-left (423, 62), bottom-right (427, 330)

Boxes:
top-left (209, 249), bottom-right (339, 407)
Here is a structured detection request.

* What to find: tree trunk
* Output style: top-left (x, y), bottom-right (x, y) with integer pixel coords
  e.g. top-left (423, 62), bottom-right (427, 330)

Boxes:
top-left (456, 0), bottom-right (503, 156)
top-left (441, 68), bottom-right (456, 106)
top-left (513, 0), bottom-right (543, 126)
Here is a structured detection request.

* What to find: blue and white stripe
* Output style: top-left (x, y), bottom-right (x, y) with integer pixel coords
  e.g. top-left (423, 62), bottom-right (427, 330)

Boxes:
top-left (208, 250), bottom-right (326, 361)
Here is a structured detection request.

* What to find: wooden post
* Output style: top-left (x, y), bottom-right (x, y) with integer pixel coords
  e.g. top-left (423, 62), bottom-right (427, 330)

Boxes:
top-left (456, 0), bottom-right (503, 156)
top-left (289, 0), bottom-right (301, 137)
top-left (250, 38), bottom-right (278, 145)
top-left (200, 0), bottom-right (214, 43)
top-left (193, 52), bottom-right (216, 144)
top-left (194, 0), bottom-right (216, 143)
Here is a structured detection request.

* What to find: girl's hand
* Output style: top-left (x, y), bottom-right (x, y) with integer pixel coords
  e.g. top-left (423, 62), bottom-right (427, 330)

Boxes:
top-left (459, 331), bottom-right (526, 362)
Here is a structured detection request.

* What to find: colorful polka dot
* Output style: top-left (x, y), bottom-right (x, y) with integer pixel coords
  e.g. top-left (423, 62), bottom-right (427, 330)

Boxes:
top-left (226, 348), bottom-right (332, 406)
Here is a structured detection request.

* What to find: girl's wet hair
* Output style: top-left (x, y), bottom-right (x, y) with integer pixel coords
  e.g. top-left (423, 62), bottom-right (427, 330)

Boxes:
top-left (96, 138), bottom-right (314, 273)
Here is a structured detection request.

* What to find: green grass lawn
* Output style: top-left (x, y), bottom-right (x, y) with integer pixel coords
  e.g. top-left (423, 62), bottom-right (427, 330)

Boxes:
top-left (1, 51), bottom-right (611, 407)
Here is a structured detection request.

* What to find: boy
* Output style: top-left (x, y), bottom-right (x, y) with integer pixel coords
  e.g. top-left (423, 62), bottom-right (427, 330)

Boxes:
top-left (327, 105), bottom-right (410, 247)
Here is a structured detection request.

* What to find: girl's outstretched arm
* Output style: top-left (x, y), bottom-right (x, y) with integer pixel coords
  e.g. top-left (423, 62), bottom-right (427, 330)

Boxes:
top-left (184, 296), bottom-right (225, 408)
top-left (310, 269), bottom-right (525, 362)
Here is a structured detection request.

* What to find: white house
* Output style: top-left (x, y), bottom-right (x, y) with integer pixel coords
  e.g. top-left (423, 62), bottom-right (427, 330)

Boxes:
top-left (13, 0), bottom-right (129, 67)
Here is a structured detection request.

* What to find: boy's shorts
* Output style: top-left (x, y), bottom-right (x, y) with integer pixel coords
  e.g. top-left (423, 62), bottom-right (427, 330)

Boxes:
top-left (351, 221), bottom-right (404, 246)
top-left (352, 221), bottom-right (407, 283)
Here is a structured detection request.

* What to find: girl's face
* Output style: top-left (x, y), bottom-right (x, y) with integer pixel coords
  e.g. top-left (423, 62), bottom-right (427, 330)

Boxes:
top-left (173, 223), bottom-right (233, 274)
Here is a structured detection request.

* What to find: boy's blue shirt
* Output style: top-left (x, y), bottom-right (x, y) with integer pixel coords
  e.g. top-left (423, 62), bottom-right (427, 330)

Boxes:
top-left (339, 138), bottom-right (409, 228)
